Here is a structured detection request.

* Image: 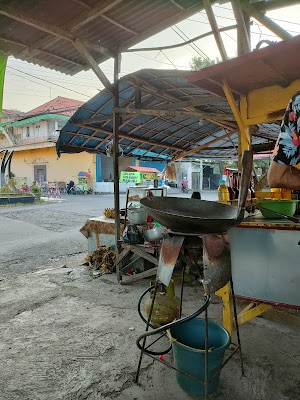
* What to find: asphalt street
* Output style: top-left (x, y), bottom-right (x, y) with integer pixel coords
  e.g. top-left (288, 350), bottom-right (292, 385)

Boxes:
top-left (0, 189), bottom-right (217, 278)
top-left (0, 189), bottom-right (299, 400)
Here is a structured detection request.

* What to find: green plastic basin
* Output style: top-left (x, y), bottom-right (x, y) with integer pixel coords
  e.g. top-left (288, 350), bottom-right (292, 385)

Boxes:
top-left (258, 199), bottom-right (298, 219)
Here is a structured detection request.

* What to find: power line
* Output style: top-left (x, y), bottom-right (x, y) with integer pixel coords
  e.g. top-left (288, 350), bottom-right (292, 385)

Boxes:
top-left (6, 70), bottom-right (100, 90)
top-left (4, 92), bottom-right (50, 97)
top-left (160, 50), bottom-right (178, 69)
top-left (7, 66), bottom-right (91, 98)
top-left (131, 52), bottom-right (189, 69)
top-left (172, 25), bottom-right (210, 60)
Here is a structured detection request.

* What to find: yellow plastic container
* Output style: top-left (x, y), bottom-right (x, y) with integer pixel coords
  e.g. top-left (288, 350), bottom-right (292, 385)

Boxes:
top-left (271, 188), bottom-right (281, 199)
top-left (218, 180), bottom-right (230, 203)
top-left (255, 191), bottom-right (272, 200)
top-left (271, 188), bottom-right (292, 200)
top-left (281, 188), bottom-right (292, 200)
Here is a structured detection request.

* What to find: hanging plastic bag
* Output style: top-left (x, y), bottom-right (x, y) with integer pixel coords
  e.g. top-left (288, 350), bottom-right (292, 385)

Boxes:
top-left (123, 224), bottom-right (144, 244)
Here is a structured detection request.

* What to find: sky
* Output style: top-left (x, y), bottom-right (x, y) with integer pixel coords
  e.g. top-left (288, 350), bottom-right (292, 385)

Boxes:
top-left (2, 2), bottom-right (300, 112)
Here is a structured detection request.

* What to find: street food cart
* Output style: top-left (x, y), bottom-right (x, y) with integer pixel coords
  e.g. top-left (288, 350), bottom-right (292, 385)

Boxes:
top-left (77, 171), bottom-right (91, 191)
top-left (188, 36), bottom-right (300, 335)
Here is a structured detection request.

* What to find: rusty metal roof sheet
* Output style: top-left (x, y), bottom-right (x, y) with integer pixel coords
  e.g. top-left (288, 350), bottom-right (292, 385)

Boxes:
top-left (0, 0), bottom-right (211, 75)
top-left (57, 69), bottom-right (279, 161)
top-left (188, 35), bottom-right (300, 98)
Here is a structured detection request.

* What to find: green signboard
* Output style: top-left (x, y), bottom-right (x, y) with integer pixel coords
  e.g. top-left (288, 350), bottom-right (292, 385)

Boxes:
top-left (120, 171), bottom-right (141, 183)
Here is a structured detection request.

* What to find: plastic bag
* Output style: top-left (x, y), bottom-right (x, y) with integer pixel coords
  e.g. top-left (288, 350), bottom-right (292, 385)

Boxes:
top-left (123, 224), bottom-right (144, 244)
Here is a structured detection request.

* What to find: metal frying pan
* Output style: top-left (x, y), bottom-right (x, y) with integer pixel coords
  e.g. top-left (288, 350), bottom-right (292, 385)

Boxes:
top-left (140, 150), bottom-right (253, 235)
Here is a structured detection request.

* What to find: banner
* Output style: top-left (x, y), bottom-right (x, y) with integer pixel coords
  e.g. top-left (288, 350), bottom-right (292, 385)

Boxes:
top-left (120, 171), bottom-right (141, 183)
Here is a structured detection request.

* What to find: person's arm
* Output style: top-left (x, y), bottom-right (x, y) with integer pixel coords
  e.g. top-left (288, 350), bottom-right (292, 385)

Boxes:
top-left (268, 90), bottom-right (300, 189)
top-left (268, 161), bottom-right (300, 190)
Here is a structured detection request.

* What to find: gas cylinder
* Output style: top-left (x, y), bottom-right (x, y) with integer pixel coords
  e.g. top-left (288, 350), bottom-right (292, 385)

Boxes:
top-left (145, 280), bottom-right (180, 327)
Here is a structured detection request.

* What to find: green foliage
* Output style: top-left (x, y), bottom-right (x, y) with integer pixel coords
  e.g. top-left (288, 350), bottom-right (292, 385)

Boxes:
top-left (7, 178), bottom-right (17, 188)
top-left (224, 160), bottom-right (238, 169)
top-left (0, 186), bottom-right (14, 194)
top-left (189, 56), bottom-right (220, 71)
top-left (253, 159), bottom-right (270, 174)
top-left (30, 181), bottom-right (41, 193)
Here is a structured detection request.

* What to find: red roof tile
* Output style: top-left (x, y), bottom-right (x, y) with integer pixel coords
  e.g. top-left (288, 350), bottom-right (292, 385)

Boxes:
top-left (26, 96), bottom-right (84, 117)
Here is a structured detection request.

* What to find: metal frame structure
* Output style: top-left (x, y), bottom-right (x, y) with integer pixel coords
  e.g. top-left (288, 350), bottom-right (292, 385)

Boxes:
top-left (135, 249), bottom-right (245, 400)
top-left (0, 0), bottom-right (298, 249)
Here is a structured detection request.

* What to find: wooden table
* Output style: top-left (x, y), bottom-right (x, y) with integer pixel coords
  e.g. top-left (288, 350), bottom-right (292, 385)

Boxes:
top-left (115, 242), bottom-right (159, 284)
top-left (80, 216), bottom-right (119, 254)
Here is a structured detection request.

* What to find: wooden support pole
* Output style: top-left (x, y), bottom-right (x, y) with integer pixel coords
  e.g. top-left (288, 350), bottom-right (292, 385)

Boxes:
top-left (222, 81), bottom-right (250, 168)
top-left (241, 2), bottom-right (293, 40)
top-left (231, 0), bottom-right (251, 55)
top-left (73, 39), bottom-right (115, 95)
top-left (237, 303), bottom-right (273, 325)
top-left (113, 53), bottom-right (121, 256)
top-left (203, 0), bottom-right (228, 61)
top-left (215, 282), bottom-right (233, 340)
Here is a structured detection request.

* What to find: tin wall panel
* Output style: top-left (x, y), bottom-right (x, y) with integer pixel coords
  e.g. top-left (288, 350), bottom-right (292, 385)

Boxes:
top-left (230, 227), bottom-right (300, 308)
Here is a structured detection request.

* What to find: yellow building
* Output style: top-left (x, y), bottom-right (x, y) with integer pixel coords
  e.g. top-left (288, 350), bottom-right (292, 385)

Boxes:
top-left (0, 112), bottom-right (132, 190)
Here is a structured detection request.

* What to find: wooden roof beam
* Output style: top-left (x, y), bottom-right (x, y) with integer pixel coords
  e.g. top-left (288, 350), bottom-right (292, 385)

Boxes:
top-left (73, 123), bottom-right (184, 151)
top-left (72, 39), bottom-right (116, 95)
top-left (174, 130), bottom-right (237, 160)
top-left (126, 75), bottom-right (237, 129)
top-left (66, 0), bottom-right (125, 31)
top-left (127, 76), bottom-right (180, 104)
top-left (115, 107), bottom-right (236, 122)
top-left (156, 95), bottom-right (223, 110)
top-left (72, 0), bottom-right (91, 9)
top-left (100, 14), bottom-right (139, 35)
top-left (0, 4), bottom-right (114, 58)
top-left (19, 1), bottom-right (124, 60)
top-left (0, 36), bottom-right (85, 67)
top-left (253, 0), bottom-right (300, 13)
top-left (75, 115), bottom-right (111, 125)
top-left (240, 2), bottom-right (293, 40)
top-left (170, 1), bottom-right (186, 11)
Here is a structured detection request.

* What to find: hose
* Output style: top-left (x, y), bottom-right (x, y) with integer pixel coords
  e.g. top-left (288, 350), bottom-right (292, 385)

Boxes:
top-left (136, 285), bottom-right (211, 356)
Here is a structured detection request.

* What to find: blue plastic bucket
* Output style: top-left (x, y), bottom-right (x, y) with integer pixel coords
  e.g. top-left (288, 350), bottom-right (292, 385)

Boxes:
top-left (169, 318), bottom-right (230, 396)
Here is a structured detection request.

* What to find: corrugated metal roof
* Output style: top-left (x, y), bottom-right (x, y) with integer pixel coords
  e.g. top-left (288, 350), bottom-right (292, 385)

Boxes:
top-left (57, 69), bottom-right (279, 160)
top-left (0, 0), bottom-right (213, 75)
top-left (188, 35), bottom-right (300, 98)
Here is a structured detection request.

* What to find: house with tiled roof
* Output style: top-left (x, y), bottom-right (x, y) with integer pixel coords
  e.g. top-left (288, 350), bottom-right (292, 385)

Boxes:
top-left (0, 97), bottom-right (92, 187)
top-left (0, 97), bottom-right (133, 190)
top-left (2, 108), bottom-right (25, 123)
top-left (26, 96), bottom-right (84, 117)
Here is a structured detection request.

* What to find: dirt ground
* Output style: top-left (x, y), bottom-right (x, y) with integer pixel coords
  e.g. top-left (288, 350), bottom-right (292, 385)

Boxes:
top-left (0, 254), bottom-right (299, 400)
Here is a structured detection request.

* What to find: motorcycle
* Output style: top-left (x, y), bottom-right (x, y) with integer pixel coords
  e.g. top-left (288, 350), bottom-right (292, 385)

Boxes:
top-left (67, 180), bottom-right (94, 195)
top-left (66, 180), bottom-right (75, 194)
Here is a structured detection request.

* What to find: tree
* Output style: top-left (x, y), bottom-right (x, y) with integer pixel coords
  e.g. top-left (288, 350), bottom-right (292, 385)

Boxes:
top-left (189, 56), bottom-right (220, 71)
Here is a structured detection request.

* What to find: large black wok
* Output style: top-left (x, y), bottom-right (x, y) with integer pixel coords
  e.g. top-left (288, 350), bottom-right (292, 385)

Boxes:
top-left (141, 150), bottom-right (253, 235)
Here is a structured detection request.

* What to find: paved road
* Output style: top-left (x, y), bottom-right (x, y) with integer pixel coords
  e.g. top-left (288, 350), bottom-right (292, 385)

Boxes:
top-left (0, 189), bottom-right (217, 277)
